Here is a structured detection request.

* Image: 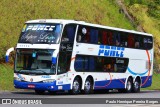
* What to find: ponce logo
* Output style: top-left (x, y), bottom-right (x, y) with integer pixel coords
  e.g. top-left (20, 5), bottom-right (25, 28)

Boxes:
top-left (98, 45), bottom-right (125, 57)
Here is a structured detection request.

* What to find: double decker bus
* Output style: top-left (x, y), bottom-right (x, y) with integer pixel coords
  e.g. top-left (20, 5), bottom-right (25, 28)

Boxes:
top-left (6, 19), bottom-right (153, 94)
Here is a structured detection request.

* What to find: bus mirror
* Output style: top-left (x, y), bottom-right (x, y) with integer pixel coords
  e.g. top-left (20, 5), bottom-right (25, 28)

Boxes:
top-left (5, 47), bottom-right (15, 63)
top-left (5, 56), bottom-right (9, 63)
top-left (52, 57), bottom-right (57, 64)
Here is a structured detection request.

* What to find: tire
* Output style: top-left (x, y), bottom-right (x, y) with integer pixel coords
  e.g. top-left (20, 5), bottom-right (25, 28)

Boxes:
top-left (83, 78), bottom-right (93, 94)
top-left (35, 90), bottom-right (45, 95)
top-left (70, 77), bottom-right (81, 94)
top-left (125, 78), bottom-right (133, 93)
top-left (133, 79), bottom-right (140, 93)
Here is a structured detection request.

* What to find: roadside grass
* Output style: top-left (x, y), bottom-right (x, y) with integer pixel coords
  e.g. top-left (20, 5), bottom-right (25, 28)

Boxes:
top-left (0, 63), bottom-right (14, 90)
top-left (143, 73), bottom-right (160, 90)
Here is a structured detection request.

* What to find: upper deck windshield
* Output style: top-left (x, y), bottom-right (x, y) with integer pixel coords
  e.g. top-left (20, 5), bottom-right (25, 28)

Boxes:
top-left (18, 23), bottom-right (62, 44)
top-left (15, 49), bottom-right (56, 75)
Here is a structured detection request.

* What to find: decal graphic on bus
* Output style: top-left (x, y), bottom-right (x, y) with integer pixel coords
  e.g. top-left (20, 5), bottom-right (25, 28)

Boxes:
top-left (98, 45), bottom-right (125, 57)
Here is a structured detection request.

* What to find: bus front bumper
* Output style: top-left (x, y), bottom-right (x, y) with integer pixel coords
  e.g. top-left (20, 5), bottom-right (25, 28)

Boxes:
top-left (14, 80), bottom-right (57, 91)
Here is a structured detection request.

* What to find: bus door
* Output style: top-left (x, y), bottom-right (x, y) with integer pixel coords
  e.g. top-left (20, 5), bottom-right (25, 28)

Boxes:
top-left (56, 24), bottom-right (77, 90)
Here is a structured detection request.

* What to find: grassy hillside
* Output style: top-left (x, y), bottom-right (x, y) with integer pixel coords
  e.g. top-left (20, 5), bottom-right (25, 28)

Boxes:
top-left (0, 0), bottom-right (135, 90)
top-left (0, 63), bottom-right (14, 90)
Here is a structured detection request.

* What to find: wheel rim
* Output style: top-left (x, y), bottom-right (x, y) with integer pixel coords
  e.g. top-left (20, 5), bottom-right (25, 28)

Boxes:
top-left (85, 80), bottom-right (91, 91)
top-left (127, 81), bottom-right (131, 91)
top-left (73, 80), bottom-right (79, 92)
top-left (134, 81), bottom-right (139, 90)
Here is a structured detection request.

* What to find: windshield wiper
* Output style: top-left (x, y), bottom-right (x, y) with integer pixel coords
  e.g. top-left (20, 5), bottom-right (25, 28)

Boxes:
top-left (34, 69), bottom-right (48, 75)
top-left (16, 69), bottom-right (51, 75)
top-left (17, 69), bottom-right (23, 72)
top-left (16, 70), bottom-right (32, 75)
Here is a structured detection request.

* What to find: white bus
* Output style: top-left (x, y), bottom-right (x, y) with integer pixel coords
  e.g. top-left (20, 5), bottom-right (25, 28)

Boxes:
top-left (6, 19), bottom-right (153, 94)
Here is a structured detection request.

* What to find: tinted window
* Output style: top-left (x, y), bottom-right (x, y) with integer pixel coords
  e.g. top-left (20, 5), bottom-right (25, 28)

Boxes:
top-left (74, 55), bottom-right (129, 73)
top-left (61, 24), bottom-right (76, 43)
top-left (76, 25), bottom-right (153, 50)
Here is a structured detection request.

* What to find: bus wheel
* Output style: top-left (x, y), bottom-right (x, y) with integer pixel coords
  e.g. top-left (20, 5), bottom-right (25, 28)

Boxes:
top-left (70, 77), bottom-right (81, 94)
top-left (125, 78), bottom-right (133, 93)
top-left (35, 90), bottom-right (45, 95)
top-left (83, 78), bottom-right (93, 94)
top-left (133, 79), bottom-right (140, 93)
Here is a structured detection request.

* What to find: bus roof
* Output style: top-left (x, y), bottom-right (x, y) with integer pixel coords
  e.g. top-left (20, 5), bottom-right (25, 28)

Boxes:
top-left (26, 19), bottom-right (153, 37)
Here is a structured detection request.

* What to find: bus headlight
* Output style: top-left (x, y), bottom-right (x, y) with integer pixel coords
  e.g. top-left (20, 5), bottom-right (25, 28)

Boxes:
top-left (14, 77), bottom-right (21, 81)
top-left (43, 79), bottom-right (55, 83)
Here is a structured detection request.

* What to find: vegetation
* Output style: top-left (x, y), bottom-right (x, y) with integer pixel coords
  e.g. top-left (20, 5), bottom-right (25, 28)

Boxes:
top-left (0, 63), bottom-right (14, 90)
top-left (145, 73), bottom-right (160, 90)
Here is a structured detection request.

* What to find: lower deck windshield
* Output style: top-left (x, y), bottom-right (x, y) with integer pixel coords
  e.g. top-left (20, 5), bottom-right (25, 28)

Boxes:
top-left (15, 49), bottom-right (55, 75)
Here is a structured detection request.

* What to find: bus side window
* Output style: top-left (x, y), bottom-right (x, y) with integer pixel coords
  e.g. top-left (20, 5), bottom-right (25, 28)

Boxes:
top-left (85, 28), bottom-right (90, 43)
top-left (66, 26), bottom-right (75, 42)
top-left (135, 36), bottom-right (140, 48)
top-left (102, 31), bottom-right (107, 45)
top-left (147, 37), bottom-right (153, 49)
top-left (62, 25), bottom-right (76, 43)
top-left (84, 57), bottom-right (89, 71)
top-left (108, 31), bottom-right (113, 45)
top-left (74, 56), bottom-right (84, 71)
top-left (90, 29), bottom-right (98, 44)
top-left (128, 34), bottom-right (135, 48)
top-left (89, 57), bottom-right (95, 71)
top-left (120, 34), bottom-right (128, 47)
top-left (77, 27), bottom-right (90, 43)
top-left (113, 32), bottom-right (120, 46)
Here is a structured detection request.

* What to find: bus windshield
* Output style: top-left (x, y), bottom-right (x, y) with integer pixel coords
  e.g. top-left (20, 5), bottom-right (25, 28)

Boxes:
top-left (15, 49), bottom-right (56, 75)
top-left (18, 24), bottom-right (62, 44)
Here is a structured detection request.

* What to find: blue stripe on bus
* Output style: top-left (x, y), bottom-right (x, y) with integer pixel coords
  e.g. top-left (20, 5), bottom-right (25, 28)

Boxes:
top-left (94, 78), bottom-right (126, 89)
top-left (127, 67), bottom-right (148, 76)
top-left (94, 76), bottom-right (152, 89)
top-left (141, 76), bottom-right (152, 88)
top-left (14, 76), bottom-right (152, 91)
top-left (14, 80), bottom-right (71, 91)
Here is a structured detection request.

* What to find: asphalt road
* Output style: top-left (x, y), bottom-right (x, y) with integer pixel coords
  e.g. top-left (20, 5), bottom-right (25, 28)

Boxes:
top-left (0, 90), bottom-right (160, 98)
top-left (0, 90), bottom-right (160, 107)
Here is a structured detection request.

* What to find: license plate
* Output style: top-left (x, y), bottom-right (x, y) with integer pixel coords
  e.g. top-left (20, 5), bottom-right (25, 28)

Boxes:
top-left (28, 84), bottom-right (35, 88)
